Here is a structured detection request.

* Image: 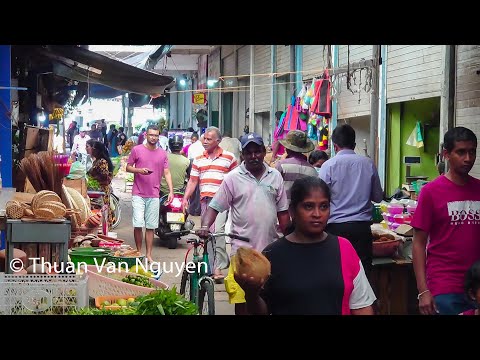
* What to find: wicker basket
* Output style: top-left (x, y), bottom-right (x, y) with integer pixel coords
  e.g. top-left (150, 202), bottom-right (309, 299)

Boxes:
top-left (6, 200), bottom-right (24, 219)
top-left (373, 239), bottom-right (402, 257)
top-left (85, 265), bottom-right (168, 298)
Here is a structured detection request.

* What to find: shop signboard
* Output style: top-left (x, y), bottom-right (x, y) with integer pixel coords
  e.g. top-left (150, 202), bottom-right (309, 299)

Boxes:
top-left (192, 92), bottom-right (206, 104)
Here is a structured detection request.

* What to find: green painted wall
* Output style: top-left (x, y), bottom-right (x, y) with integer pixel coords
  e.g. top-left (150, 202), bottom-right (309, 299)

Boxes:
top-left (386, 98), bottom-right (440, 196)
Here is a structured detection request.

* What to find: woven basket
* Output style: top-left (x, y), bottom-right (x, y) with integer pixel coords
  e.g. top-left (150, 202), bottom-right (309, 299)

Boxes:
top-left (373, 239), bottom-right (401, 257)
top-left (64, 186), bottom-right (91, 224)
top-left (32, 191), bottom-right (62, 211)
top-left (39, 201), bottom-right (66, 218)
top-left (85, 265), bottom-right (168, 298)
top-left (6, 200), bottom-right (24, 219)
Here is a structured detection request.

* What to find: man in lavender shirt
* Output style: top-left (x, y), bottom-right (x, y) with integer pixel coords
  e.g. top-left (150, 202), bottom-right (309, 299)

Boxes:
top-left (126, 125), bottom-right (174, 263)
top-left (319, 124), bottom-right (383, 276)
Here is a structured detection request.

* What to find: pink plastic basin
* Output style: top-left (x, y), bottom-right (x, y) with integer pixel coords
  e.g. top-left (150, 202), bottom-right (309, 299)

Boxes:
top-left (387, 204), bottom-right (404, 215)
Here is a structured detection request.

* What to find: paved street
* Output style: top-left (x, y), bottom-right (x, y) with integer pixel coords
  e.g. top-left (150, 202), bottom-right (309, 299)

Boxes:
top-left (110, 177), bottom-right (234, 315)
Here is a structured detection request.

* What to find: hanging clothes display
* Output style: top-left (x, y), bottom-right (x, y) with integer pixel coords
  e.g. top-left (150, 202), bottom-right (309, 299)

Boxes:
top-left (310, 70), bottom-right (332, 118)
top-left (275, 71), bottom-right (333, 149)
top-left (282, 96), bottom-right (301, 132)
top-left (317, 117), bottom-right (330, 151)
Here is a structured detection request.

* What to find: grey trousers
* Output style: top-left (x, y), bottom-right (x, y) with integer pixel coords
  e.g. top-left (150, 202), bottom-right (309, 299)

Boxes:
top-left (200, 198), bottom-right (229, 273)
top-left (188, 183), bottom-right (201, 216)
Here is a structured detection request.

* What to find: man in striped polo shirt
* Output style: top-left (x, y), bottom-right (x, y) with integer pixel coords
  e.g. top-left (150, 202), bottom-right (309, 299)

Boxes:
top-left (182, 126), bottom-right (238, 279)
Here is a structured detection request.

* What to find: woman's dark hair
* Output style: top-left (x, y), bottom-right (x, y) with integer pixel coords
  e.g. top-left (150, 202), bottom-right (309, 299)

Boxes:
top-left (464, 260), bottom-right (480, 300)
top-left (331, 124), bottom-right (356, 149)
top-left (191, 132), bottom-right (199, 140)
top-left (285, 177), bottom-right (331, 235)
top-left (87, 139), bottom-right (113, 172)
top-left (308, 150), bottom-right (329, 165)
top-left (443, 126), bottom-right (477, 152)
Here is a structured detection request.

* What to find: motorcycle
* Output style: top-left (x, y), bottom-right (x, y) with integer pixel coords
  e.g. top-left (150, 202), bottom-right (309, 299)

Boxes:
top-left (156, 191), bottom-right (195, 249)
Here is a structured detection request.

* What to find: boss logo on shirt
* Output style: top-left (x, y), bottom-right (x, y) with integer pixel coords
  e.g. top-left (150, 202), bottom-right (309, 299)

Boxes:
top-left (447, 201), bottom-right (480, 224)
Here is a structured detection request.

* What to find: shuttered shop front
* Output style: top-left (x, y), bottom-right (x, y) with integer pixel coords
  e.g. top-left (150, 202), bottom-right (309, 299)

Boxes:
top-left (254, 45), bottom-right (271, 113)
top-left (337, 45), bottom-right (373, 119)
top-left (387, 45), bottom-right (443, 104)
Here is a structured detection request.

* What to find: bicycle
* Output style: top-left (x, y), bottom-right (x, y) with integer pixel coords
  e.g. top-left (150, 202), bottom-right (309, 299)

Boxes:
top-left (87, 187), bottom-right (122, 229)
top-left (164, 229), bottom-right (249, 315)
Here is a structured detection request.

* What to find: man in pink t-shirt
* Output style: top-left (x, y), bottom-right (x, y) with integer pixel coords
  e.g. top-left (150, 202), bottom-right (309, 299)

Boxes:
top-left (412, 126), bottom-right (480, 315)
top-left (126, 125), bottom-right (174, 263)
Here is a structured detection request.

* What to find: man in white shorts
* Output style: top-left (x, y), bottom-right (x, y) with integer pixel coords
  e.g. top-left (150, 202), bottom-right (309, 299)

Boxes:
top-left (126, 125), bottom-right (174, 263)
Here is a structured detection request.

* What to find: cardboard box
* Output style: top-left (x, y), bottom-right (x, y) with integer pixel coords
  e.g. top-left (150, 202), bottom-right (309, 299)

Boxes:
top-left (63, 178), bottom-right (87, 198)
top-left (395, 224), bottom-right (413, 237)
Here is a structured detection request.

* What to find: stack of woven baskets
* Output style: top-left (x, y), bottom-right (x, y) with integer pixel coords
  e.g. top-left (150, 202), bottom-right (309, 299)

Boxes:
top-left (62, 185), bottom-right (92, 230)
top-left (6, 190), bottom-right (67, 220)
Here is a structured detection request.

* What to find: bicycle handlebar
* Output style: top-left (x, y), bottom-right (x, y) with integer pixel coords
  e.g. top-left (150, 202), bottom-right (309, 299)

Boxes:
top-left (163, 230), bottom-right (250, 242)
top-left (213, 232), bottom-right (250, 242)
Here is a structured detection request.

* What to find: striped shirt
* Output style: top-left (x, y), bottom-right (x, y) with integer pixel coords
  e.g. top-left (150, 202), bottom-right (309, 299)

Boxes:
top-left (190, 147), bottom-right (238, 199)
top-left (275, 153), bottom-right (318, 203)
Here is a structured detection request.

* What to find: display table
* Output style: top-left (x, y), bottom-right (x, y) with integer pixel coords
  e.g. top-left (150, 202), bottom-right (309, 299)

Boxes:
top-left (5, 219), bottom-right (71, 274)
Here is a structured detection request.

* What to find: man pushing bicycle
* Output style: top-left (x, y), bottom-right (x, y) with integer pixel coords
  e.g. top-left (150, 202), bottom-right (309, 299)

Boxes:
top-left (197, 133), bottom-right (291, 315)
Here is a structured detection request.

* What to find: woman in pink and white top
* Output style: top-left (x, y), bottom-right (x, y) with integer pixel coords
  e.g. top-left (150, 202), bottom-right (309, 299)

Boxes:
top-left (236, 176), bottom-right (376, 315)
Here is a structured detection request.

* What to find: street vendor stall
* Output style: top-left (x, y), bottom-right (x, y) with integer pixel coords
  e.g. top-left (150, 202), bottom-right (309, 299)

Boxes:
top-left (369, 223), bottom-right (418, 315)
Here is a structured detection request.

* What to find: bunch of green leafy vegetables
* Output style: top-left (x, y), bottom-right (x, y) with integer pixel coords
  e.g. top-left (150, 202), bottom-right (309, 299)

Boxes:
top-left (86, 175), bottom-right (101, 191)
top-left (68, 306), bottom-right (137, 315)
top-left (135, 287), bottom-right (198, 315)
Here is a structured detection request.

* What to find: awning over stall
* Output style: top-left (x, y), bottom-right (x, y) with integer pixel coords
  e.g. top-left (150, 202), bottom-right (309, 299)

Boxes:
top-left (31, 45), bottom-right (175, 97)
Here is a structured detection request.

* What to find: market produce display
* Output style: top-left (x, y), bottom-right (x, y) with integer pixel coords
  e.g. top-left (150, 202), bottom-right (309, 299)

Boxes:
top-left (121, 274), bottom-right (153, 288)
top-left (69, 287), bottom-right (198, 315)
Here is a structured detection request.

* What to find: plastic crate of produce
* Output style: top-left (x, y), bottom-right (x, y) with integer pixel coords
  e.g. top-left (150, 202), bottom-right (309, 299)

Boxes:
top-left (95, 295), bottom-right (137, 310)
top-left (85, 265), bottom-right (168, 298)
top-left (0, 273), bottom-right (88, 315)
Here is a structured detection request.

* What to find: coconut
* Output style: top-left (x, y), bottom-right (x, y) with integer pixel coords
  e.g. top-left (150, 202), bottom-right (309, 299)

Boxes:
top-left (234, 247), bottom-right (271, 280)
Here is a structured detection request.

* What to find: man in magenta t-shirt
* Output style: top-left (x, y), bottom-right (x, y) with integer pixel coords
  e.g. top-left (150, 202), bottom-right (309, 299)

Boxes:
top-left (126, 125), bottom-right (174, 263)
top-left (412, 126), bottom-right (480, 315)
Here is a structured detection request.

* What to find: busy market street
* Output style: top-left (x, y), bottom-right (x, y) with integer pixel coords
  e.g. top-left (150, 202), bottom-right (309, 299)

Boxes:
top-left (0, 44), bottom-right (479, 316)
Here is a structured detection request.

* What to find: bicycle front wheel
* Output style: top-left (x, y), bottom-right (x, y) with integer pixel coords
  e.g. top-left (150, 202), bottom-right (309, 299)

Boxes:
top-left (198, 279), bottom-right (215, 315)
top-left (110, 194), bottom-right (121, 229)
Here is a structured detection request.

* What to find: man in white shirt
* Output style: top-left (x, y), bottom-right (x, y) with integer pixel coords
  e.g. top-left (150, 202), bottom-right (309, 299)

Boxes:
top-left (186, 134), bottom-right (204, 216)
top-left (159, 129), bottom-right (169, 152)
top-left (71, 126), bottom-right (91, 161)
top-left (188, 134), bottom-right (205, 160)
